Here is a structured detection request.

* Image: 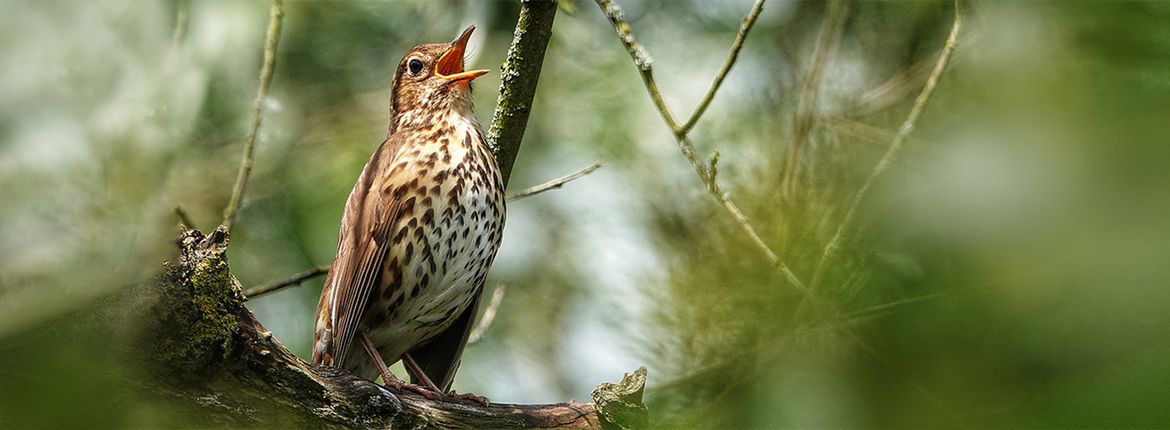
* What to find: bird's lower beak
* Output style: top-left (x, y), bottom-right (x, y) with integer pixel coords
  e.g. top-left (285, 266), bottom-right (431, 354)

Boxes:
top-left (436, 25), bottom-right (489, 83)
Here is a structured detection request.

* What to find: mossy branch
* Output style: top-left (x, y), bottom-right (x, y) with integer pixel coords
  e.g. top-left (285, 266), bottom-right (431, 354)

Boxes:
top-left (133, 228), bottom-right (647, 429)
top-left (488, 0), bottom-right (560, 188)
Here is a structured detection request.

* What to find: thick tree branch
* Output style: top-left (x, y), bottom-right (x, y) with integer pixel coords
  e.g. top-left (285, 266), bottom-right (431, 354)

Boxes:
top-left (132, 228), bottom-right (646, 429)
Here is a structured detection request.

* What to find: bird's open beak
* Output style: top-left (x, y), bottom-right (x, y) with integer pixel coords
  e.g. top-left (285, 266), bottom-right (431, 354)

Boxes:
top-left (436, 25), bottom-right (489, 83)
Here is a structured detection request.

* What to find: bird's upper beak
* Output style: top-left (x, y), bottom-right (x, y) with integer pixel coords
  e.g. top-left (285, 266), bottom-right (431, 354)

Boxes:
top-left (436, 25), bottom-right (489, 83)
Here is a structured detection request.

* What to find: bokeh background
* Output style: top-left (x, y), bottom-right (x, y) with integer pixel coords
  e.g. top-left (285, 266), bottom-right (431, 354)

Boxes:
top-left (4, 0), bottom-right (1170, 428)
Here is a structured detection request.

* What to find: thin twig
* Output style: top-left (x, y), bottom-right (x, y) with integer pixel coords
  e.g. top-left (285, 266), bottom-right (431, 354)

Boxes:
top-left (507, 162), bottom-right (604, 202)
top-left (594, 0), bottom-right (810, 292)
top-left (222, 0), bottom-right (285, 231)
top-left (174, 206), bottom-right (196, 230)
top-left (637, 3), bottom-right (962, 418)
top-left (846, 26), bottom-right (983, 117)
top-left (842, 273), bottom-right (1043, 324)
top-left (824, 116), bottom-right (925, 148)
top-left (780, 0), bottom-right (850, 197)
top-left (847, 54), bottom-right (937, 117)
top-left (679, 0), bottom-right (766, 135)
top-left (647, 357), bottom-right (737, 393)
top-left (244, 265), bottom-right (329, 298)
top-left (467, 284), bottom-right (506, 345)
top-left (844, 285), bottom-right (983, 324)
top-left (809, 0), bottom-right (963, 291)
top-left (594, 0), bottom-right (683, 160)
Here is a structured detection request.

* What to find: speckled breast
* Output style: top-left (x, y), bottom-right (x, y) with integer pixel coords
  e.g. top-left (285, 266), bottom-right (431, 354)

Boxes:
top-left (347, 114), bottom-right (506, 376)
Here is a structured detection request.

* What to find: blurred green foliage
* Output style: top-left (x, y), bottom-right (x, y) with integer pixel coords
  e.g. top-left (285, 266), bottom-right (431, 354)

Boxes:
top-left (3, 0), bottom-right (1170, 428)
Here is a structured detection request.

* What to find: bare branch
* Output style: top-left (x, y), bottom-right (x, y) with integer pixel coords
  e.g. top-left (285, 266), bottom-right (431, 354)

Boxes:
top-left (841, 274), bottom-right (1043, 325)
top-left (507, 162), bottom-right (604, 202)
top-left (174, 206), bottom-right (196, 230)
top-left (594, 0), bottom-right (688, 152)
top-left (594, 0), bottom-right (680, 131)
top-left (244, 265), bottom-right (329, 298)
top-left (595, 0), bottom-right (810, 292)
top-left (593, 3), bottom-right (964, 420)
top-left (222, 0), bottom-right (285, 231)
top-left (824, 116), bottom-right (921, 148)
top-left (809, 0), bottom-right (964, 290)
top-left (679, 0), bottom-right (766, 135)
top-left (781, 0), bottom-right (850, 197)
top-left (847, 54), bottom-right (937, 117)
top-left (467, 284), bottom-right (506, 345)
top-left (846, 26), bottom-right (982, 117)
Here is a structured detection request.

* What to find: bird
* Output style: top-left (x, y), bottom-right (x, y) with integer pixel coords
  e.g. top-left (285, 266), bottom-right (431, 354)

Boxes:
top-left (311, 25), bottom-right (505, 403)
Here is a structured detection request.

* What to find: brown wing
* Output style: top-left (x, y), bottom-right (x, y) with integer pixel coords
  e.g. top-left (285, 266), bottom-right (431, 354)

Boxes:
top-left (406, 283), bottom-right (484, 392)
top-left (312, 135), bottom-right (405, 368)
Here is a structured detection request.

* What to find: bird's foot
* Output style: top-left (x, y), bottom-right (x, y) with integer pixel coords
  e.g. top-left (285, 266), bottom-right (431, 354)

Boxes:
top-left (382, 378), bottom-right (441, 400)
top-left (445, 390), bottom-right (489, 407)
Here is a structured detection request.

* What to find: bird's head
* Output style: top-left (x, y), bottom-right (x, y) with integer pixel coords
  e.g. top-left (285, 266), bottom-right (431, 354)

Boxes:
top-left (389, 25), bottom-right (488, 128)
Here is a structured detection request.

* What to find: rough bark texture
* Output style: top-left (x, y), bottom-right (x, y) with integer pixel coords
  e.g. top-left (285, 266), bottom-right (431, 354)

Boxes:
top-left (128, 227), bottom-right (646, 429)
top-left (487, 0), bottom-right (559, 187)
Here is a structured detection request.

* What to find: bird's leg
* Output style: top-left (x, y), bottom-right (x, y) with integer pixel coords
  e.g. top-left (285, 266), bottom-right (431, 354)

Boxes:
top-left (359, 332), bottom-right (396, 385)
top-left (359, 332), bottom-right (438, 399)
top-left (401, 353), bottom-right (442, 392)
top-left (403, 352), bottom-right (490, 406)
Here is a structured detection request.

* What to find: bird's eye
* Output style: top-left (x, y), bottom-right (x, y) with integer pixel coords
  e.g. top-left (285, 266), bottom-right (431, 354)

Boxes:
top-left (407, 57), bottom-right (424, 75)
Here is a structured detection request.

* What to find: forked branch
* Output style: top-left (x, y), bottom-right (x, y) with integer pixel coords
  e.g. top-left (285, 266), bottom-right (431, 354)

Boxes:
top-left (594, 0), bottom-right (809, 292)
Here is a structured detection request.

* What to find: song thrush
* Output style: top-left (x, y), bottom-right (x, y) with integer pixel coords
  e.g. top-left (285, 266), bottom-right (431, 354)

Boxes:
top-left (311, 26), bottom-right (505, 401)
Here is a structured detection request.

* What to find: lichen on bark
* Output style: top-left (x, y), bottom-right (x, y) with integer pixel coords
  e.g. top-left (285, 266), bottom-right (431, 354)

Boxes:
top-left (144, 227), bottom-right (243, 378)
top-left (487, 0), bottom-right (559, 187)
top-left (128, 226), bottom-right (646, 428)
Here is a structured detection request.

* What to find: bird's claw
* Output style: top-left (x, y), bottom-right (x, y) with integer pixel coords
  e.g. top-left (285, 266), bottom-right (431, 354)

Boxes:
top-left (446, 391), bottom-right (489, 406)
top-left (383, 380), bottom-right (486, 406)
top-left (383, 379), bottom-right (441, 400)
